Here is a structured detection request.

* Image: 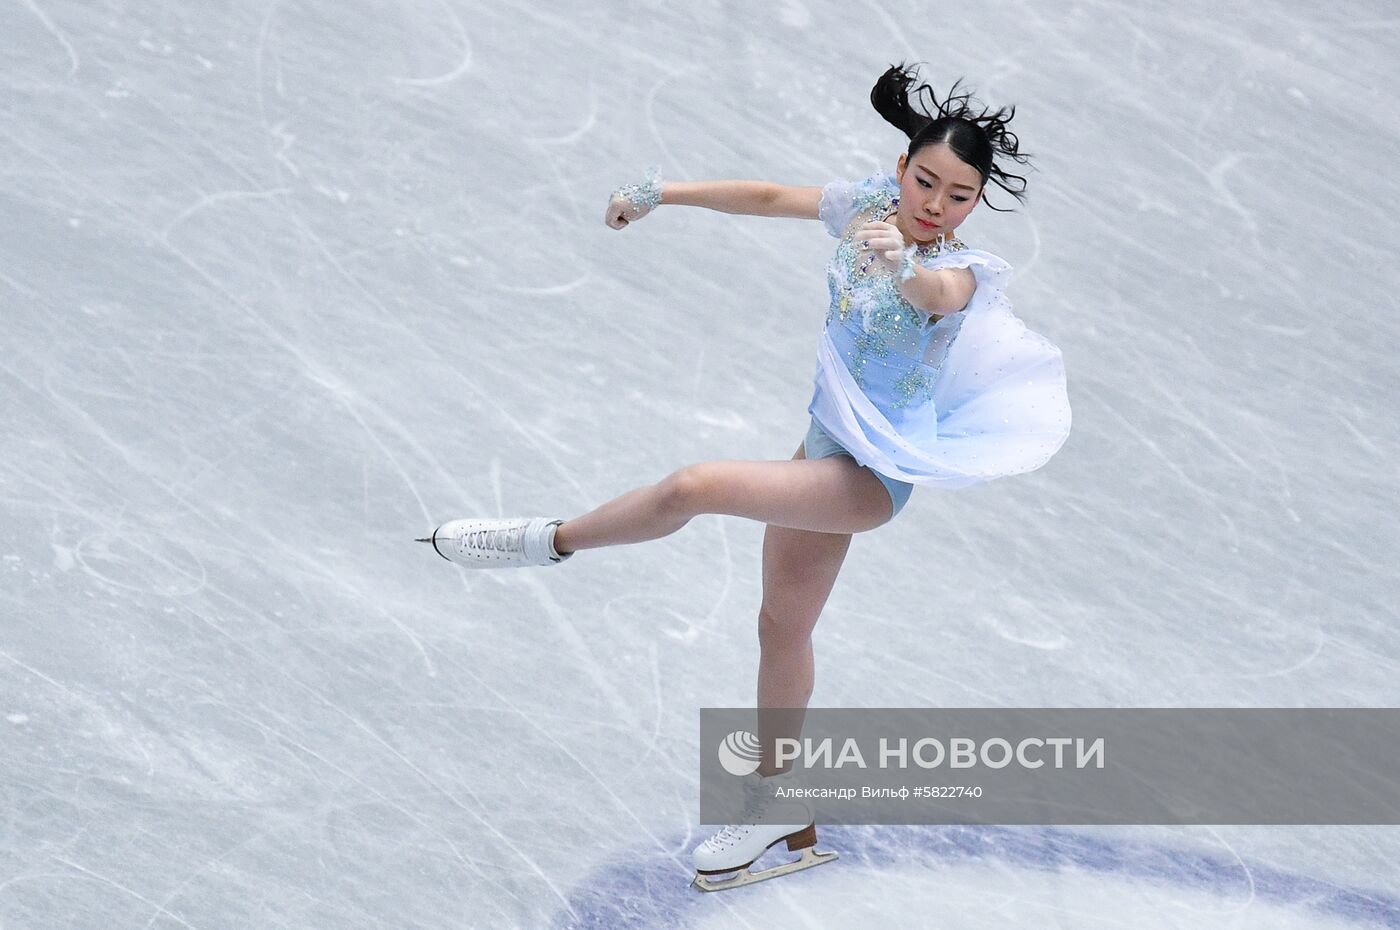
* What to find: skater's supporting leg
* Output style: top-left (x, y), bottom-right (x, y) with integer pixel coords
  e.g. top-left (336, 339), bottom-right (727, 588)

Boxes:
top-left (755, 443), bottom-right (854, 775)
top-left (552, 446), bottom-right (892, 554)
top-left (690, 448), bottom-right (848, 885)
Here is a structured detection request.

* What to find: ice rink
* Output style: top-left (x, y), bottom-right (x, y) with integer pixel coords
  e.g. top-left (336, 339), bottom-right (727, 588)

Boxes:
top-left (3, 0), bottom-right (1399, 927)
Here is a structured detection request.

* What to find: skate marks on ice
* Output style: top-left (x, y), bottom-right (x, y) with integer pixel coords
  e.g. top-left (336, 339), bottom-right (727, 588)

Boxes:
top-left (550, 826), bottom-right (1400, 929)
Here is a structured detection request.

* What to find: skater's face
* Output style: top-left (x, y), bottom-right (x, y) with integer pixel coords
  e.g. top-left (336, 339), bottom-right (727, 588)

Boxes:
top-left (894, 143), bottom-right (982, 244)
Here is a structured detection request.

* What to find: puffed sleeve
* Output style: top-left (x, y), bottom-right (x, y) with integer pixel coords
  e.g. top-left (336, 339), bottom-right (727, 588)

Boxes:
top-left (921, 247), bottom-right (1013, 298)
top-left (818, 173), bottom-right (897, 238)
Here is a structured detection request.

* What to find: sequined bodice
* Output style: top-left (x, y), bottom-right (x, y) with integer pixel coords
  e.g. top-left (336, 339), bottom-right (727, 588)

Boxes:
top-left (823, 183), bottom-right (969, 413)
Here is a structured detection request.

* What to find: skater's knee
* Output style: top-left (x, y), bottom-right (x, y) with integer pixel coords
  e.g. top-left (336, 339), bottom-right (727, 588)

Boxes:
top-left (757, 606), bottom-right (816, 654)
top-left (656, 463), bottom-right (720, 518)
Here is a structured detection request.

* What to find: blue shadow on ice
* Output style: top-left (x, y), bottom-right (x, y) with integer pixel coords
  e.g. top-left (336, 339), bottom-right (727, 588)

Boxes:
top-left (551, 825), bottom-right (1400, 929)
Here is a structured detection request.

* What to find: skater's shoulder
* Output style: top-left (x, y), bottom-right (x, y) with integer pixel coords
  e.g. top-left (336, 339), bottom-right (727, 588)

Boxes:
top-left (822, 171), bottom-right (897, 205)
top-left (818, 172), bottom-right (897, 237)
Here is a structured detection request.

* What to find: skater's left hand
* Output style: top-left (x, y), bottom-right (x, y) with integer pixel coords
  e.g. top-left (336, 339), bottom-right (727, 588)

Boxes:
top-left (854, 221), bottom-right (906, 274)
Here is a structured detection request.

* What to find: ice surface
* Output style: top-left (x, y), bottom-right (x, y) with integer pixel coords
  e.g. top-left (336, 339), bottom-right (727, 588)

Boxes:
top-left (2, 0), bottom-right (1398, 927)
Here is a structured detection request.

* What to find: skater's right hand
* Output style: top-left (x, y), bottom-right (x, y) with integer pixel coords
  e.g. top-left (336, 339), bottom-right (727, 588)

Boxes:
top-left (606, 167), bottom-right (662, 230)
top-left (605, 193), bottom-right (650, 229)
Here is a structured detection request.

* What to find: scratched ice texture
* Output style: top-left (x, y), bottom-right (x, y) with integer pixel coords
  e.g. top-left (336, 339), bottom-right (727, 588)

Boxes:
top-left (1, 1), bottom-right (1398, 928)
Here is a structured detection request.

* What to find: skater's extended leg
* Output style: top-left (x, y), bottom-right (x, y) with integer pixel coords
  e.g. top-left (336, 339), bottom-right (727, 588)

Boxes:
top-left (754, 443), bottom-right (854, 774)
top-left (553, 444), bottom-right (892, 554)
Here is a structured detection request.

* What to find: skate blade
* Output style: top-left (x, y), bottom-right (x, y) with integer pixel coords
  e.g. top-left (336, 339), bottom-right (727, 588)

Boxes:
top-left (690, 847), bottom-right (837, 893)
top-left (414, 529), bottom-right (454, 562)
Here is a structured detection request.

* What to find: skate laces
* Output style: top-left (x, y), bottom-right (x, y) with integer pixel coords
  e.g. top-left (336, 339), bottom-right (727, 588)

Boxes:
top-left (707, 787), bottom-right (773, 849)
top-left (462, 524), bottom-right (525, 555)
top-left (709, 823), bottom-right (753, 848)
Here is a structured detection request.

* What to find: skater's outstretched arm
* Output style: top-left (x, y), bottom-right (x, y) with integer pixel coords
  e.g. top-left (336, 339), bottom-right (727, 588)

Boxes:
top-left (661, 181), bottom-right (822, 219)
top-left (606, 174), bottom-right (820, 228)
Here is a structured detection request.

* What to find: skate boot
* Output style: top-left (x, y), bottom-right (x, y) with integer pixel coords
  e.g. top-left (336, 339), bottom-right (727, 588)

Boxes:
top-left (691, 769), bottom-right (837, 892)
top-left (419, 517), bottom-right (572, 568)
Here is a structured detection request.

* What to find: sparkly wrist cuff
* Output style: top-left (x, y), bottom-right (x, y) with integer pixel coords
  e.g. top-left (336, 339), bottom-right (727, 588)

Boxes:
top-left (613, 165), bottom-right (663, 211)
top-left (898, 243), bottom-right (919, 282)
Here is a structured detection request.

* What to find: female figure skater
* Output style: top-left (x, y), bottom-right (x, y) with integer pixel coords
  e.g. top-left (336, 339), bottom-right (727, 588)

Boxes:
top-left (420, 64), bottom-right (1071, 890)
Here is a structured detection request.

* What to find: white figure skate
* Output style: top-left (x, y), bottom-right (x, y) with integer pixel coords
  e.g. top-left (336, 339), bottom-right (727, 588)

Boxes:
top-left (691, 770), bottom-right (838, 892)
top-left (418, 517), bottom-right (571, 568)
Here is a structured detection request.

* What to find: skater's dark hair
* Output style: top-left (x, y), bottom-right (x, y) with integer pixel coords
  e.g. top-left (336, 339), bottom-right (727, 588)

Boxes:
top-left (870, 62), bottom-right (1031, 212)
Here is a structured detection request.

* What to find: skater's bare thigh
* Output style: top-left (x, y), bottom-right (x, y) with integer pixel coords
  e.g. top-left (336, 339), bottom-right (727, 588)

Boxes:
top-left (759, 442), bottom-right (854, 640)
top-left (663, 449), bottom-right (893, 535)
